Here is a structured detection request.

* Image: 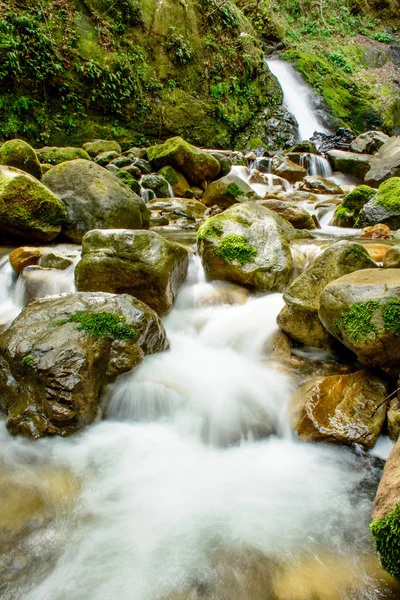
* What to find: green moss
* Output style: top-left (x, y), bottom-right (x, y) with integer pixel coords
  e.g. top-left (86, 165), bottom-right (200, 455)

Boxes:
top-left (338, 300), bottom-right (380, 341)
top-left (36, 147), bottom-right (91, 165)
top-left (55, 311), bottom-right (137, 341)
top-left (158, 165), bottom-right (179, 187)
top-left (116, 170), bottom-right (141, 194)
top-left (21, 355), bottom-right (35, 367)
top-left (197, 219), bottom-right (223, 240)
top-left (247, 137), bottom-right (264, 150)
top-left (335, 205), bottom-right (351, 220)
top-left (342, 186), bottom-right (376, 211)
top-left (225, 183), bottom-right (244, 199)
top-left (370, 503), bottom-right (400, 579)
top-left (376, 178), bottom-right (400, 213)
top-left (381, 299), bottom-right (400, 335)
top-left (215, 233), bottom-right (257, 266)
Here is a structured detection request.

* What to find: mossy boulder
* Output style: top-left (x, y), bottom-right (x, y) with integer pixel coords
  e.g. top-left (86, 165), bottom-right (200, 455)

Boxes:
top-left (332, 185), bottom-right (376, 227)
top-left (202, 174), bottom-right (260, 209)
top-left (278, 241), bottom-right (377, 348)
top-left (42, 159), bottom-right (149, 243)
top-left (258, 199), bottom-right (316, 230)
top-left (0, 165), bottom-right (67, 243)
top-left (147, 137), bottom-right (220, 186)
top-left (116, 170), bottom-right (142, 195)
top-left (319, 269), bottom-right (400, 368)
top-left (297, 175), bottom-right (343, 194)
top-left (197, 202), bottom-right (305, 292)
top-left (326, 150), bottom-right (372, 181)
top-left (75, 229), bottom-right (189, 315)
top-left (82, 140), bottom-right (121, 158)
top-left (0, 292), bottom-right (168, 438)
top-left (350, 131), bottom-right (390, 155)
top-left (290, 370), bottom-right (388, 448)
top-left (158, 165), bottom-right (190, 197)
top-left (365, 137), bottom-right (400, 186)
top-left (141, 174), bottom-right (170, 198)
top-left (357, 178), bottom-right (400, 229)
top-left (286, 141), bottom-right (318, 154)
top-left (371, 440), bottom-right (400, 579)
top-left (271, 155), bottom-right (307, 183)
top-left (0, 139), bottom-right (42, 179)
top-left (36, 147), bottom-right (91, 165)
top-left (94, 151), bottom-right (121, 167)
top-left (209, 152), bottom-right (232, 178)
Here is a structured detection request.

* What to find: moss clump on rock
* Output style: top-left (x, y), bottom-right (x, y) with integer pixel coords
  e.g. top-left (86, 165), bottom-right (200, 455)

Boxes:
top-left (197, 219), bottom-right (223, 240)
top-left (56, 311), bottom-right (137, 341)
top-left (370, 503), bottom-right (400, 579)
top-left (376, 178), bottom-right (400, 213)
top-left (215, 233), bottom-right (257, 266)
top-left (338, 300), bottom-right (380, 341)
top-left (333, 185), bottom-right (376, 227)
top-left (116, 170), bottom-right (141, 195)
top-left (225, 183), bottom-right (244, 200)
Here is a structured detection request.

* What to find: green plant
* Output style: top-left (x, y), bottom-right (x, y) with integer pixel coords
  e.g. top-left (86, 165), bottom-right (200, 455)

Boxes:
top-left (22, 355), bottom-right (35, 367)
top-left (328, 52), bottom-right (353, 73)
top-left (338, 301), bottom-right (380, 341)
top-left (370, 503), bottom-right (400, 579)
top-left (215, 234), bottom-right (257, 265)
top-left (55, 312), bottom-right (137, 341)
top-left (373, 32), bottom-right (391, 43)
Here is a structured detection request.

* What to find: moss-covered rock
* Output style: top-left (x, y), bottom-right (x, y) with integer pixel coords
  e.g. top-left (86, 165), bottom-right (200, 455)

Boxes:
top-left (357, 178), bottom-right (400, 229)
top-left (75, 229), bottom-right (189, 315)
top-left (319, 269), bottom-right (400, 368)
top-left (332, 185), bottom-right (376, 227)
top-left (0, 292), bottom-right (168, 437)
top-left (236, 106), bottom-right (299, 155)
top-left (209, 152), bottom-right (232, 178)
top-left (147, 137), bottom-right (220, 185)
top-left (116, 170), bottom-right (142, 195)
top-left (197, 202), bottom-right (305, 292)
top-left (278, 241), bottom-right (377, 348)
top-left (202, 174), bottom-right (260, 209)
top-left (157, 165), bottom-right (190, 197)
top-left (42, 159), bottom-right (149, 243)
top-left (36, 147), bottom-right (91, 165)
top-left (0, 165), bottom-right (67, 243)
top-left (290, 370), bottom-right (388, 448)
top-left (94, 151), bottom-right (121, 167)
top-left (82, 140), bottom-right (121, 158)
top-left (141, 174), bottom-right (170, 198)
top-left (0, 139), bottom-right (42, 179)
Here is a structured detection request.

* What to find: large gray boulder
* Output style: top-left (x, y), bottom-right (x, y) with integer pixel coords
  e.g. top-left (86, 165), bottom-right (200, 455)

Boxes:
top-left (75, 229), bottom-right (189, 315)
top-left (197, 202), bottom-right (306, 292)
top-left (277, 241), bottom-right (377, 348)
top-left (365, 137), bottom-right (400, 186)
top-left (0, 292), bottom-right (168, 438)
top-left (326, 149), bottom-right (371, 181)
top-left (43, 160), bottom-right (149, 243)
top-left (202, 173), bottom-right (260, 209)
top-left (350, 131), bottom-right (390, 154)
top-left (319, 269), bottom-right (400, 368)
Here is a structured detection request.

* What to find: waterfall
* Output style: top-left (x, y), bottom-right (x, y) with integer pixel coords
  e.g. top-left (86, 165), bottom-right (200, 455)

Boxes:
top-left (299, 153), bottom-right (332, 177)
top-left (266, 58), bottom-right (330, 141)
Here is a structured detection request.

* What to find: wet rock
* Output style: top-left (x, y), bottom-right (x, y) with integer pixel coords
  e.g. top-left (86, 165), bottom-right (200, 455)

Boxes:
top-left (332, 185), bottom-right (376, 227)
top-left (122, 164), bottom-right (142, 179)
top-left (39, 250), bottom-right (78, 270)
top-left (0, 165), bottom-right (67, 243)
top-left (278, 241), bottom-right (377, 348)
top-left (290, 370), bottom-right (388, 448)
top-left (365, 137), bottom-right (400, 186)
top-left (271, 155), bottom-right (307, 183)
top-left (361, 243), bottom-right (390, 262)
top-left (109, 156), bottom-right (133, 169)
top-left (42, 159), bottom-right (149, 243)
top-left (297, 175), bottom-right (343, 194)
top-left (286, 191), bottom-right (319, 203)
top-left (147, 137), bottom-right (220, 185)
top-left (36, 146), bottom-right (91, 165)
top-left (9, 247), bottom-right (44, 273)
top-left (286, 140), bottom-right (319, 154)
top-left (141, 174), bottom-right (170, 198)
top-left (116, 170), bottom-right (142, 195)
top-left (319, 269), bottom-right (400, 368)
top-left (384, 246), bottom-right (400, 268)
top-left (209, 151), bottom-right (232, 177)
top-left (148, 198), bottom-right (206, 224)
top-left (132, 158), bottom-right (152, 174)
top-left (202, 174), bottom-right (260, 209)
top-left (258, 200), bottom-right (316, 229)
top-left (0, 292), bottom-right (168, 437)
top-left (326, 149), bottom-right (371, 181)
top-left (387, 391), bottom-right (400, 441)
top-left (158, 166), bottom-right (190, 197)
top-left (0, 139), bottom-right (42, 180)
top-left (360, 224), bottom-right (392, 239)
top-left (106, 163), bottom-right (119, 174)
top-left (197, 202), bottom-right (306, 292)
top-left (82, 140), bottom-right (121, 158)
top-left (310, 128), bottom-right (355, 153)
top-left (75, 229), bottom-right (189, 315)
top-left (350, 131), bottom-right (390, 155)
top-left (357, 178), bottom-right (400, 230)
top-left (236, 105), bottom-right (299, 155)
top-left (94, 151), bottom-right (120, 167)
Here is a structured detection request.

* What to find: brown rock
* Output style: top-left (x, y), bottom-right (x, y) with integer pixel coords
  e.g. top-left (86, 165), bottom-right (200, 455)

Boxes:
top-left (9, 246), bottom-right (43, 273)
top-left (360, 224), bottom-right (392, 239)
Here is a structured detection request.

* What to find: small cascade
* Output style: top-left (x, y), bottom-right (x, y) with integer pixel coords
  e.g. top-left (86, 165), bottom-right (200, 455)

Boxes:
top-left (291, 243), bottom-right (325, 279)
top-left (299, 153), bottom-right (332, 177)
top-left (167, 183), bottom-right (175, 198)
top-left (140, 187), bottom-right (155, 203)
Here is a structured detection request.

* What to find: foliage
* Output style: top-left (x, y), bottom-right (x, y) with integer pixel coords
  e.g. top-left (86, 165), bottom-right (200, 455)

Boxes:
top-left (328, 52), bottom-right (353, 73)
top-left (370, 503), bottom-right (400, 579)
top-left (55, 311), bottom-right (137, 341)
top-left (164, 27), bottom-right (193, 65)
top-left (21, 355), bottom-right (35, 367)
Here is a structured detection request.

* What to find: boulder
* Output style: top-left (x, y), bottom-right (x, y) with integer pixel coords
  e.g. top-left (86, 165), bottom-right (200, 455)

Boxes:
top-left (286, 140), bottom-right (318, 154)
top-left (371, 440), bottom-right (400, 579)
top-left (297, 175), bottom-right (343, 194)
top-left (209, 152), bottom-right (232, 177)
top-left (141, 174), bottom-right (170, 198)
top-left (0, 165), bottom-right (67, 243)
top-left (36, 146), bottom-right (91, 165)
top-left (0, 292), bottom-right (168, 438)
top-left (158, 166), bottom-right (190, 197)
top-left (350, 131), bottom-right (390, 154)
top-left (147, 137), bottom-right (220, 185)
top-left (82, 140), bottom-right (121, 158)
top-left (332, 185), bottom-right (376, 227)
top-left (319, 269), bottom-right (400, 368)
top-left (277, 241), bottom-right (377, 348)
top-left (122, 164), bottom-right (142, 179)
top-left (131, 158), bottom-right (152, 174)
top-left (357, 178), bottom-right (400, 230)
top-left (41, 164), bottom-right (53, 176)
top-left (197, 202), bottom-right (305, 292)
top-left (271, 155), bottom-right (307, 183)
top-left (365, 137), bottom-right (400, 186)
top-left (360, 224), bottom-right (392, 239)
top-left (384, 246), bottom-right (400, 268)
top-left (75, 229), bottom-right (189, 315)
top-left (326, 149), bottom-right (371, 180)
top-left (115, 170), bottom-right (141, 195)
top-left (258, 200), bottom-right (316, 229)
top-left (42, 159), bottom-right (149, 243)
top-left (0, 139), bottom-right (42, 179)
top-left (94, 151), bottom-right (120, 167)
top-left (387, 391), bottom-right (400, 441)
top-left (148, 198), bottom-right (206, 224)
top-left (290, 370), bottom-right (388, 448)
top-left (361, 243), bottom-right (390, 262)
top-left (109, 156), bottom-right (132, 169)
top-left (9, 246), bottom-right (44, 272)
top-left (202, 174), bottom-right (260, 209)
top-left (39, 249), bottom-right (79, 270)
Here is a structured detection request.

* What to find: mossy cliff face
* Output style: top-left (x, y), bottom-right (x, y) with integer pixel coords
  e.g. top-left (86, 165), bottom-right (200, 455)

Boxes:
top-left (0, 0), bottom-right (280, 148)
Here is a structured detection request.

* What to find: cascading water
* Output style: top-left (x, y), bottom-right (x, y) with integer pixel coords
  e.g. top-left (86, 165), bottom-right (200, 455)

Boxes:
top-left (266, 59), bottom-right (330, 141)
top-left (299, 153), bottom-right (332, 177)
